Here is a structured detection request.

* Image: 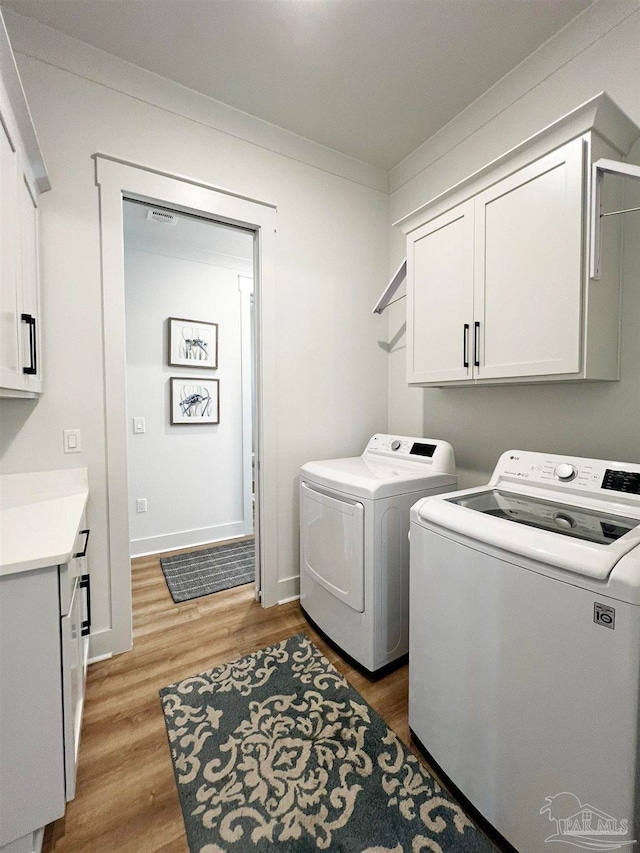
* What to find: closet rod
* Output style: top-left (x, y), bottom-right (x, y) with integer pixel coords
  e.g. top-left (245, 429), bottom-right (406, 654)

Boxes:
top-left (590, 157), bottom-right (640, 279)
top-left (601, 205), bottom-right (640, 217)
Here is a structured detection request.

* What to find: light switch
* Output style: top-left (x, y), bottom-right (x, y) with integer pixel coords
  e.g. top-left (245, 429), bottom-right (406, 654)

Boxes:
top-left (63, 429), bottom-right (81, 453)
top-left (133, 417), bottom-right (146, 434)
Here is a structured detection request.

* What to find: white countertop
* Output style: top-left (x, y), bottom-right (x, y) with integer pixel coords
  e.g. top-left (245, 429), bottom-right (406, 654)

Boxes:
top-left (0, 468), bottom-right (89, 576)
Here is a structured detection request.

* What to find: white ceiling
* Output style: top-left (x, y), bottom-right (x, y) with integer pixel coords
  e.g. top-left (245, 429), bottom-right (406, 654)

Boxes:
top-left (123, 200), bottom-right (254, 274)
top-left (3, 0), bottom-right (595, 169)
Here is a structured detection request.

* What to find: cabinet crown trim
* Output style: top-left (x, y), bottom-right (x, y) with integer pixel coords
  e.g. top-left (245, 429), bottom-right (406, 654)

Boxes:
top-left (394, 92), bottom-right (639, 235)
top-left (0, 9), bottom-right (50, 193)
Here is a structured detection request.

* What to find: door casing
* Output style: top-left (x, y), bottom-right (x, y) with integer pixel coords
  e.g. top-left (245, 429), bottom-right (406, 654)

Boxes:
top-left (94, 153), bottom-right (278, 658)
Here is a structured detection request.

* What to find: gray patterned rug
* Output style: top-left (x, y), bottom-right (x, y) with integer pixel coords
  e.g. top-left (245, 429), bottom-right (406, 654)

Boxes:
top-left (159, 634), bottom-right (495, 853)
top-left (159, 539), bottom-right (254, 602)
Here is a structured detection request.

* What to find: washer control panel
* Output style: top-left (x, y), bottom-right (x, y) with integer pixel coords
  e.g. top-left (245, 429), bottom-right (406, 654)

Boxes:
top-left (494, 450), bottom-right (640, 500)
top-left (602, 468), bottom-right (640, 496)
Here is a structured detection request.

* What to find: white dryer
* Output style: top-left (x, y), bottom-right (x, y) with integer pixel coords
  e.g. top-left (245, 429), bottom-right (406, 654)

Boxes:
top-left (409, 449), bottom-right (640, 853)
top-left (299, 434), bottom-right (456, 676)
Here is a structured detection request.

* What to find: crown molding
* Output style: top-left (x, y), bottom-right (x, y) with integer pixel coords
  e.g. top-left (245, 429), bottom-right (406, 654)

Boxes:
top-left (3, 9), bottom-right (389, 194)
top-left (389, 0), bottom-right (640, 194)
top-left (394, 92), bottom-right (640, 234)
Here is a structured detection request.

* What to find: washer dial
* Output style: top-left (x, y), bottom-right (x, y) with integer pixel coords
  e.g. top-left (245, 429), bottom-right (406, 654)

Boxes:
top-left (554, 463), bottom-right (577, 482)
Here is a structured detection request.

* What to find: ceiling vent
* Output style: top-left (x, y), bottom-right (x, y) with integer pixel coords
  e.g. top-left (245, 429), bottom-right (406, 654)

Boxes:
top-left (146, 208), bottom-right (178, 226)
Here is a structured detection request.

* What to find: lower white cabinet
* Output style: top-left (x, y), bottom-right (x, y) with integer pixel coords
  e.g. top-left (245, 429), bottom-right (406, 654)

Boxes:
top-left (60, 561), bottom-right (90, 803)
top-left (0, 533), bottom-right (90, 853)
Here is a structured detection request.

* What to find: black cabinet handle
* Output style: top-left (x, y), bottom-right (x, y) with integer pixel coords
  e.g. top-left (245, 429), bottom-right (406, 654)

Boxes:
top-left (474, 321), bottom-right (481, 368)
top-left (463, 323), bottom-right (470, 368)
top-left (80, 574), bottom-right (91, 637)
top-left (74, 528), bottom-right (90, 559)
top-left (21, 313), bottom-right (37, 375)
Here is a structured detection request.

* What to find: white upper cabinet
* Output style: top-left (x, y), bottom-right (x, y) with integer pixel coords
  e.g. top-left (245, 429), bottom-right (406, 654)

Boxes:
top-left (19, 176), bottom-right (41, 392)
top-left (408, 200), bottom-right (474, 383)
top-left (397, 94), bottom-right (640, 387)
top-left (475, 138), bottom-right (584, 380)
top-left (0, 112), bottom-right (19, 390)
top-left (0, 11), bottom-right (49, 398)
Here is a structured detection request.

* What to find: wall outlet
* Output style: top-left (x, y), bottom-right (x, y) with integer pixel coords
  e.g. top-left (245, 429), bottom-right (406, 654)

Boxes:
top-left (136, 498), bottom-right (147, 513)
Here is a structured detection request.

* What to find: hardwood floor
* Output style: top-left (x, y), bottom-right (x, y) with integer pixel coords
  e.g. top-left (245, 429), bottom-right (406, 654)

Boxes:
top-left (42, 549), bottom-right (412, 852)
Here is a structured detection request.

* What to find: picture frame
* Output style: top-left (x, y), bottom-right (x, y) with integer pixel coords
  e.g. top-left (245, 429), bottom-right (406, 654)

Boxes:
top-left (170, 377), bottom-right (220, 425)
top-left (168, 317), bottom-right (218, 369)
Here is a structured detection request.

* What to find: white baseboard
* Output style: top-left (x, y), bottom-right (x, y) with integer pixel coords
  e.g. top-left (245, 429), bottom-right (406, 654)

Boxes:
top-left (130, 521), bottom-right (252, 557)
top-left (88, 651), bottom-right (113, 665)
top-left (276, 574), bottom-right (300, 605)
top-left (278, 594), bottom-right (300, 605)
top-left (88, 626), bottom-right (131, 660)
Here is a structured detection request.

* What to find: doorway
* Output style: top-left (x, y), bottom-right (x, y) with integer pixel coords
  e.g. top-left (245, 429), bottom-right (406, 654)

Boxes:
top-left (94, 154), bottom-right (278, 659)
top-left (122, 199), bottom-right (257, 600)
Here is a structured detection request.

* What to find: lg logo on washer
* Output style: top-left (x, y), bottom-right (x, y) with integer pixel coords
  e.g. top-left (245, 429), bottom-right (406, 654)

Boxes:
top-left (594, 601), bottom-right (616, 629)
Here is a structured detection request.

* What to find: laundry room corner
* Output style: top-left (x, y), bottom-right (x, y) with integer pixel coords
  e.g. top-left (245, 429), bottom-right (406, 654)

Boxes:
top-left (387, 0), bottom-right (640, 487)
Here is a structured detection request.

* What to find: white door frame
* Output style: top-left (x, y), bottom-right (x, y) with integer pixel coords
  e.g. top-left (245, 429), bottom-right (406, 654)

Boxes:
top-left (94, 153), bottom-right (279, 658)
top-left (237, 274), bottom-right (254, 543)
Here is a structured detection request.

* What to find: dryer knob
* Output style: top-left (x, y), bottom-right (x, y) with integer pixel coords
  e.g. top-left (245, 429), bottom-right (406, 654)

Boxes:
top-left (391, 439), bottom-right (402, 451)
top-left (554, 463), bottom-right (577, 482)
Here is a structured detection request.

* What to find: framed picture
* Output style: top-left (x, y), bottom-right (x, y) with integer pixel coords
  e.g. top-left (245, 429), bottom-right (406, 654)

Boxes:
top-left (170, 377), bottom-right (220, 424)
top-left (168, 317), bottom-right (218, 368)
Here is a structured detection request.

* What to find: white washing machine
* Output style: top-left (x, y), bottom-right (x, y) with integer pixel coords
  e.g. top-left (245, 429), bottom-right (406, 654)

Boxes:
top-left (409, 449), bottom-right (640, 853)
top-left (300, 434), bottom-right (456, 676)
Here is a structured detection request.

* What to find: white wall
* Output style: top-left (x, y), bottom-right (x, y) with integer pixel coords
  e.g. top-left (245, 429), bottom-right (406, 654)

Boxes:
top-left (387, 0), bottom-right (640, 486)
top-left (0, 14), bottom-right (389, 653)
top-left (125, 236), bottom-right (250, 556)
top-left (6, 0), bottom-right (636, 656)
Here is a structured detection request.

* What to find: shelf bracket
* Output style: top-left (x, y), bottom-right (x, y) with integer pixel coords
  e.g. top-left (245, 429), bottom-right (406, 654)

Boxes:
top-left (373, 259), bottom-right (406, 314)
top-left (590, 158), bottom-right (640, 280)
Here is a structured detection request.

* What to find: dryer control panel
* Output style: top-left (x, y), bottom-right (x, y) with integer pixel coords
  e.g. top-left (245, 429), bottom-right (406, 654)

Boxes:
top-left (493, 450), bottom-right (640, 502)
top-left (365, 434), bottom-right (456, 473)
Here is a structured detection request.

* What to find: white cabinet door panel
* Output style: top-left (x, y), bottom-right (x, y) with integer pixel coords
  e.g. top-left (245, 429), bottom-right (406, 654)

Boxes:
top-left (0, 567), bottom-right (65, 846)
top-left (0, 17), bottom-right (49, 398)
top-left (408, 200), bottom-right (474, 384)
top-left (61, 578), bottom-right (83, 802)
top-left (0, 119), bottom-right (21, 390)
top-left (19, 175), bottom-right (41, 391)
top-left (474, 138), bottom-right (585, 379)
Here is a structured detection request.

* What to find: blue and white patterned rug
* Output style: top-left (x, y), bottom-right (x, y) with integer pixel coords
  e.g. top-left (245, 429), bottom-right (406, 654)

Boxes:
top-left (159, 539), bottom-right (255, 603)
top-left (160, 634), bottom-right (495, 853)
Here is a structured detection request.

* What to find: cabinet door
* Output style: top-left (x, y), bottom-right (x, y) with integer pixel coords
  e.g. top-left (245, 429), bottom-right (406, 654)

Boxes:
top-left (0, 567), bottom-right (65, 846)
top-left (0, 117), bottom-right (22, 391)
top-left (407, 200), bottom-right (474, 384)
top-left (474, 137), bottom-right (585, 379)
top-left (61, 578), bottom-right (84, 802)
top-left (19, 175), bottom-right (41, 391)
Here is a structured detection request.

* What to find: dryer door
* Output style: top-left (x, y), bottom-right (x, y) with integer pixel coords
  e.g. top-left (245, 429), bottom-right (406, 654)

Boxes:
top-left (300, 481), bottom-right (365, 612)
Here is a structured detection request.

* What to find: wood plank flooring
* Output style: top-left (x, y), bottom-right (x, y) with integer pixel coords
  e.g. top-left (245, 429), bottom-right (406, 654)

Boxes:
top-left (43, 549), bottom-right (412, 853)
